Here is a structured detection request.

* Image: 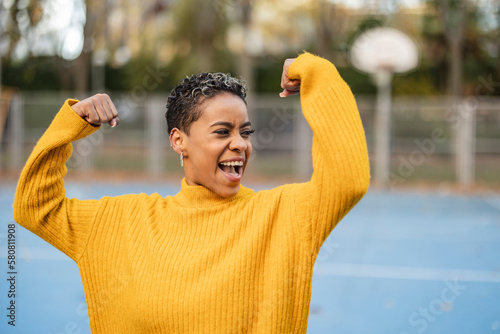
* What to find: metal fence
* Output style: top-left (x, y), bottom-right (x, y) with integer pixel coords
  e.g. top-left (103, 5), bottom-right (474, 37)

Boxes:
top-left (1, 91), bottom-right (499, 189)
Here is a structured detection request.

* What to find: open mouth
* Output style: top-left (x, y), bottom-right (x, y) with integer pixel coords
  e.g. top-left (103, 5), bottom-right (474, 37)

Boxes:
top-left (218, 160), bottom-right (243, 182)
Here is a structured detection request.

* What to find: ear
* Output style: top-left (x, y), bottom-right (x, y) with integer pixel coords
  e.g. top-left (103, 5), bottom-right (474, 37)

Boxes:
top-left (169, 128), bottom-right (185, 155)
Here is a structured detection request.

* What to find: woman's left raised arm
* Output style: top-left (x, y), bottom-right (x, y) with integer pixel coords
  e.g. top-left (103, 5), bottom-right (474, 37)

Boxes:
top-left (281, 52), bottom-right (371, 256)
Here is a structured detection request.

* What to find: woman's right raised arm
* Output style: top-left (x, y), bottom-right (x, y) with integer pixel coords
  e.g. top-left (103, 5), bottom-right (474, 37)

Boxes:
top-left (13, 94), bottom-right (119, 262)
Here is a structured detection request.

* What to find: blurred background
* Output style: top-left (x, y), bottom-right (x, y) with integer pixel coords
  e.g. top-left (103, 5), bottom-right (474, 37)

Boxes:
top-left (0, 0), bottom-right (499, 189)
top-left (1, 1), bottom-right (500, 334)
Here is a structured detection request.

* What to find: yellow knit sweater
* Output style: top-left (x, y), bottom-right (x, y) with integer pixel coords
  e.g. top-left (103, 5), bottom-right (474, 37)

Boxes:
top-left (14, 53), bottom-right (370, 333)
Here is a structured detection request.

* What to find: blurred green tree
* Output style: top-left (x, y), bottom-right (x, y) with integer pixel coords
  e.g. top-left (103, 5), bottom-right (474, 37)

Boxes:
top-left (170, 0), bottom-right (228, 73)
top-left (423, 0), bottom-right (500, 96)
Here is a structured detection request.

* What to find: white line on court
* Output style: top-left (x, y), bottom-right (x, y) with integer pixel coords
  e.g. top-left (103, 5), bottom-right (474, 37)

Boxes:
top-left (314, 262), bottom-right (500, 283)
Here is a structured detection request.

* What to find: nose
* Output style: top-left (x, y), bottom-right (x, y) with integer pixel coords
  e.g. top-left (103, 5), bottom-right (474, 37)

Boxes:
top-left (229, 134), bottom-right (248, 152)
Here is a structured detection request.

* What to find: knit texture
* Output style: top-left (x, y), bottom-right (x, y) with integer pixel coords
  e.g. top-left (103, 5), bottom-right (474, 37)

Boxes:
top-left (14, 52), bottom-right (370, 333)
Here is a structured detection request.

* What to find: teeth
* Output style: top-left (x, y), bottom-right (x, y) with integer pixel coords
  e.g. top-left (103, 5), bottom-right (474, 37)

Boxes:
top-left (220, 161), bottom-right (243, 166)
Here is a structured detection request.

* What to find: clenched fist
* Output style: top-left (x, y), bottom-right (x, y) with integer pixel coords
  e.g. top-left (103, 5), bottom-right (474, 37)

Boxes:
top-left (71, 94), bottom-right (120, 127)
top-left (279, 58), bottom-right (301, 98)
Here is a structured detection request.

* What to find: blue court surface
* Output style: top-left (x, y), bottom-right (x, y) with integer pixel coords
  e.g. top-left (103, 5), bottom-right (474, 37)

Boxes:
top-left (1, 180), bottom-right (499, 334)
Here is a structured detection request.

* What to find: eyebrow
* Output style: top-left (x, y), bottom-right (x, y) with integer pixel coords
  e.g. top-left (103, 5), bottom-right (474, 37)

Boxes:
top-left (210, 121), bottom-right (252, 128)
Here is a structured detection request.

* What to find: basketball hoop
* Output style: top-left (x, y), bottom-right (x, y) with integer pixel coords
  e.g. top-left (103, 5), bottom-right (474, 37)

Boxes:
top-left (350, 27), bottom-right (419, 75)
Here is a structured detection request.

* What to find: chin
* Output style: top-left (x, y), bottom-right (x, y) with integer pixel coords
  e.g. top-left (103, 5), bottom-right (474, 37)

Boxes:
top-left (216, 183), bottom-right (240, 198)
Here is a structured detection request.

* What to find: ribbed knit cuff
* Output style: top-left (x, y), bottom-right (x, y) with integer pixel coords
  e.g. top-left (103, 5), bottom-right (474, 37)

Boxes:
top-left (46, 99), bottom-right (102, 144)
top-left (288, 52), bottom-right (344, 98)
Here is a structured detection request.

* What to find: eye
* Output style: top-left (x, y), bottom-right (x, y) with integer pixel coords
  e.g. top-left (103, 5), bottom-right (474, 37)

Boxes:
top-left (241, 129), bottom-right (255, 137)
top-left (214, 129), bottom-right (230, 135)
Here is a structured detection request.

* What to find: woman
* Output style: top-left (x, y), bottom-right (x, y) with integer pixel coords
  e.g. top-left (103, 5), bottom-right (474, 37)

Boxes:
top-left (14, 52), bottom-right (370, 333)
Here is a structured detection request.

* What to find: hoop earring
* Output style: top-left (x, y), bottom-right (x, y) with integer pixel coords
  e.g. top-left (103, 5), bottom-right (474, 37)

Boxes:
top-left (180, 151), bottom-right (184, 167)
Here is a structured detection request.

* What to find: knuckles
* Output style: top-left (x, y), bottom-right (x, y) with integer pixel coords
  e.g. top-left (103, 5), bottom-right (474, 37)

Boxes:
top-left (87, 114), bottom-right (100, 124)
top-left (73, 93), bottom-right (116, 125)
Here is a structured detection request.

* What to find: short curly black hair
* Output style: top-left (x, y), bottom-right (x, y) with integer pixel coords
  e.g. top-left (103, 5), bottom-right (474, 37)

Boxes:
top-left (165, 72), bottom-right (247, 134)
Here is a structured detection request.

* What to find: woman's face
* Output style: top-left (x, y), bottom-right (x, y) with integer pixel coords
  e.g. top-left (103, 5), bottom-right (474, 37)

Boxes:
top-left (177, 92), bottom-right (253, 198)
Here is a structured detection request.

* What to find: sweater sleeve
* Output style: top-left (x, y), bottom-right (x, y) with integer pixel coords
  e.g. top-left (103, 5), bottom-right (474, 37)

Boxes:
top-left (286, 52), bottom-right (370, 256)
top-left (13, 99), bottom-right (103, 262)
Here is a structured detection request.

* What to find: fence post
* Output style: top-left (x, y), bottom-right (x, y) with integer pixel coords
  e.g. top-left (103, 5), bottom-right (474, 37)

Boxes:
top-left (146, 96), bottom-right (166, 178)
top-left (293, 102), bottom-right (312, 180)
top-left (8, 93), bottom-right (24, 170)
top-left (374, 69), bottom-right (393, 188)
top-left (456, 98), bottom-right (476, 189)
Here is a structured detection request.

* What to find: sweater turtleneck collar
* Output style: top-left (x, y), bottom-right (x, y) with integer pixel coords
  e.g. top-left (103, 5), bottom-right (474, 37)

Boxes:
top-left (173, 178), bottom-right (254, 208)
